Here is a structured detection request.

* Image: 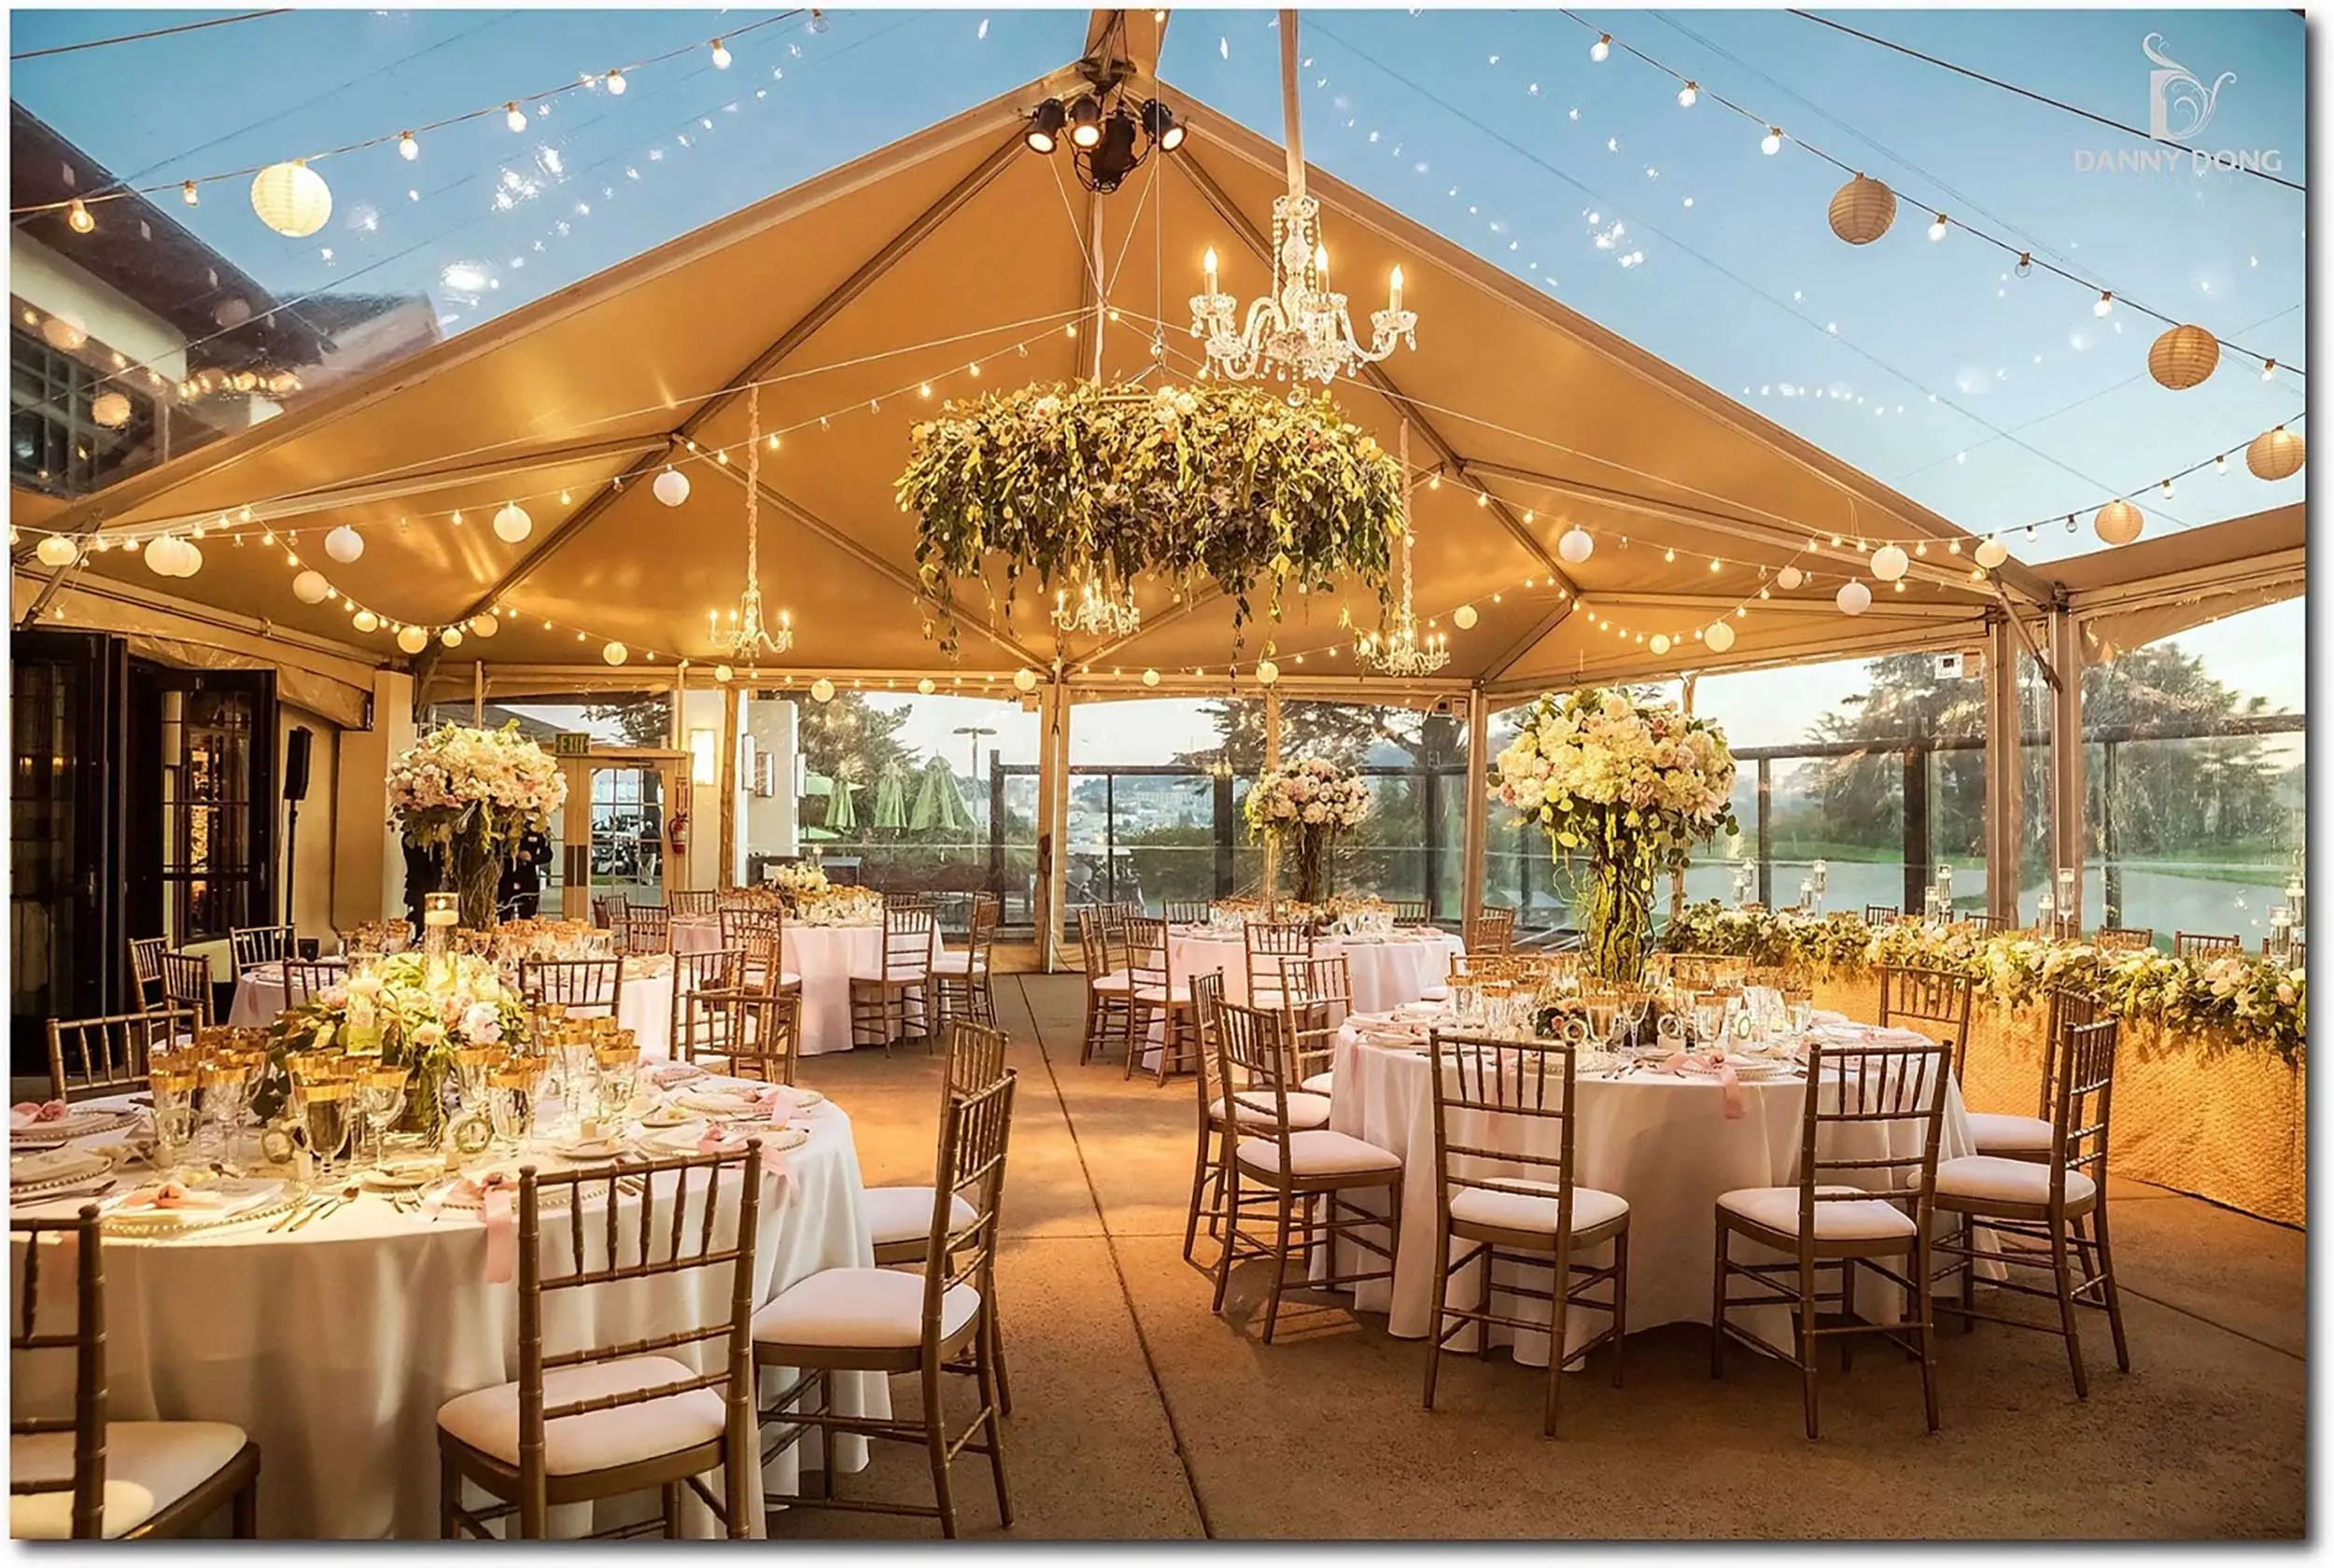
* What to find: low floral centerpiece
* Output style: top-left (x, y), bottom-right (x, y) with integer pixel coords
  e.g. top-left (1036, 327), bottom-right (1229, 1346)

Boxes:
top-left (769, 861), bottom-right (832, 904)
top-left (389, 722), bottom-right (566, 929)
top-left (1244, 756), bottom-right (1373, 905)
top-left (897, 381), bottom-right (1401, 655)
top-left (1495, 689), bottom-right (1738, 982)
top-left (264, 952), bottom-right (531, 1138)
top-left (794, 886), bottom-right (885, 928)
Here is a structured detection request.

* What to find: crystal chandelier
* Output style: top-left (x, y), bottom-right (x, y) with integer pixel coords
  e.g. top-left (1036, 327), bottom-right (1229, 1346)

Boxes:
top-left (1188, 11), bottom-right (1415, 385)
top-left (1355, 421), bottom-right (1448, 676)
top-left (1051, 575), bottom-right (1141, 637)
top-left (709, 386), bottom-right (794, 662)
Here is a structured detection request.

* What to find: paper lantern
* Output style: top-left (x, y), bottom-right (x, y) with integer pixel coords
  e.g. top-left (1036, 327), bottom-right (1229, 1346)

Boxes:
top-left (172, 541), bottom-right (203, 579)
top-left (1835, 579), bottom-right (1872, 616)
top-left (34, 534), bottom-right (77, 567)
top-left (1012, 667), bottom-right (1039, 693)
top-left (1555, 525), bottom-right (1595, 565)
top-left (601, 641), bottom-right (628, 665)
top-left (1827, 175), bottom-right (1896, 245)
top-left (1704, 620), bottom-right (1736, 653)
top-left (492, 502), bottom-right (533, 543)
top-left (916, 678), bottom-right (936, 695)
top-left (324, 525), bottom-right (364, 563)
top-left (713, 665), bottom-right (734, 683)
top-left (90, 391), bottom-right (132, 428)
top-left (468, 612), bottom-right (499, 638)
top-left (652, 469), bottom-right (691, 507)
top-left (396, 624), bottom-right (429, 654)
top-left (1870, 543), bottom-right (1909, 581)
top-left (2147, 324), bottom-right (2219, 390)
top-left (1775, 565), bottom-right (1805, 591)
top-left (38, 313), bottom-right (87, 352)
top-left (352, 609), bottom-right (380, 633)
top-left (144, 537), bottom-right (182, 576)
top-left (1255, 660), bottom-right (1279, 686)
top-left (1453, 604), bottom-right (1478, 630)
top-left (809, 677), bottom-right (837, 704)
top-left (2093, 499), bottom-right (2144, 546)
top-left (1649, 634), bottom-right (1671, 656)
top-left (1141, 668), bottom-right (1160, 687)
top-left (291, 569), bottom-right (331, 604)
top-left (2246, 427), bottom-right (2306, 482)
top-left (250, 160), bottom-right (332, 239)
top-left (440, 626), bottom-right (464, 650)
top-left (1974, 537), bottom-right (2009, 569)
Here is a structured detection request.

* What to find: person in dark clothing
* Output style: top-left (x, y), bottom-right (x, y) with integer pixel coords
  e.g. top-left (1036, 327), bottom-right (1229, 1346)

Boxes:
top-left (500, 828), bottom-right (554, 919)
top-left (401, 841), bottom-right (440, 935)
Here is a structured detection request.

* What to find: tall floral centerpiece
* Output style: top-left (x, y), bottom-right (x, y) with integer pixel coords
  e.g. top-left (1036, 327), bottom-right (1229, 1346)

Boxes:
top-left (388, 722), bottom-right (566, 930)
top-left (1244, 756), bottom-right (1373, 906)
top-left (1494, 690), bottom-right (1738, 982)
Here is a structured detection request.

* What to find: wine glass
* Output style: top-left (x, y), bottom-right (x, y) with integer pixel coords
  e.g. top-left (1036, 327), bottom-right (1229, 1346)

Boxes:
top-left (148, 1053), bottom-right (201, 1180)
top-left (294, 1071), bottom-right (354, 1183)
top-left (488, 1061), bottom-right (542, 1153)
top-left (357, 1066), bottom-right (409, 1169)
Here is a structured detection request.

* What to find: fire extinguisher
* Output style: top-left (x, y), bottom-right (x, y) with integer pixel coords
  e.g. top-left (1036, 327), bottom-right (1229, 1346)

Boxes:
top-left (668, 810), bottom-right (689, 856)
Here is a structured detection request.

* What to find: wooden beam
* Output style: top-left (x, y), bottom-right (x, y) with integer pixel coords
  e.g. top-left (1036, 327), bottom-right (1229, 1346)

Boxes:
top-left (1581, 590), bottom-right (1976, 621)
top-left (1479, 595), bottom-right (1578, 683)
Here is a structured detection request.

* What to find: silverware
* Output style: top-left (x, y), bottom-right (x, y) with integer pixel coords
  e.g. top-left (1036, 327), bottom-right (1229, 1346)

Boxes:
top-left (269, 1197), bottom-right (320, 1233)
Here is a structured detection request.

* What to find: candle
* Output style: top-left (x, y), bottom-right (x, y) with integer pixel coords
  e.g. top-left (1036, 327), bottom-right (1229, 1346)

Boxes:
top-left (1202, 246), bottom-right (1218, 297)
top-left (422, 892), bottom-right (458, 929)
top-left (1315, 244), bottom-right (1329, 281)
top-left (1388, 264), bottom-right (1404, 314)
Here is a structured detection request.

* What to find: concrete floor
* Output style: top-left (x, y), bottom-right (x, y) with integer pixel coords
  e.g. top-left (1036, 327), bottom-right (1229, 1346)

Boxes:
top-left (771, 973), bottom-right (2304, 1541)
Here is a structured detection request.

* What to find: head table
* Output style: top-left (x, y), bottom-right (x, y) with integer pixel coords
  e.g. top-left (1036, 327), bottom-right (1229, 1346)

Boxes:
top-left (672, 916), bottom-right (935, 1056)
top-left (8, 1073), bottom-right (884, 1539)
top-left (1320, 1008), bottom-right (1984, 1367)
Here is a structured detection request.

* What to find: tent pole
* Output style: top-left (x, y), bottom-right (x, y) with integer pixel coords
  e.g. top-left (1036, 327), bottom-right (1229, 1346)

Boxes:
top-left (1461, 687), bottom-right (1488, 934)
top-left (1278, 10), bottom-right (1304, 197)
top-left (1985, 613), bottom-right (2022, 926)
top-left (2047, 603), bottom-right (2086, 931)
top-left (1262, 683), bottom-right (1282, 903)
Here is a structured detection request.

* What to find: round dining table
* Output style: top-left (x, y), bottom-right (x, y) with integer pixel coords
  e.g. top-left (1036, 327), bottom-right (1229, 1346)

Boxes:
top-left (232, 959), bottom-right (683, 1062)
top-left (1321, 1010), bottom-right (1980, 1366)
top-left (8, 1077), bottom-right (884, 1539)
top-left (671, 917), bottom-right (933, 1056)
top-left (1168, 927), bottom-right (1465, 1013)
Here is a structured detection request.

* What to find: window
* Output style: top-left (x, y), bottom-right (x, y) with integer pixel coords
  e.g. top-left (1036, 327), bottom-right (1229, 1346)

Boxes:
top-left (9, 322), bottom-right (157, 497)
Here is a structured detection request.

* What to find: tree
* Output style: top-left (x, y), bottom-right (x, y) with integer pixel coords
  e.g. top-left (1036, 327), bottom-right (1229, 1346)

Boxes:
top-left (796, 691), bottom-right (921, 789)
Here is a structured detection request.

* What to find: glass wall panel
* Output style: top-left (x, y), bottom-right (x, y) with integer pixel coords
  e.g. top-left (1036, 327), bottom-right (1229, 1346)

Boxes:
top-left (431, 691), bottom-right (673, 747)
top-left (2080, 599), bottom-right (2303, 950)
top-left (1275, 698), bottom-right (1469, 917)
top-left (1063, 694), bottom-right (1255, 915)
top-left (2017, 647), bottom-right (2056, 926)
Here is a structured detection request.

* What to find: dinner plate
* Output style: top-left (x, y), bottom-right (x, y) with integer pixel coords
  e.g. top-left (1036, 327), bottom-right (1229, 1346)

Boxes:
top-left (101, 1177), bottom-right (290, 1235)
top-left (553, 1139), bottom-right (632, 1162)
top-left (13, 1147), bottom-right (113, 1195)
top-left (637, 1103), bottom-right (696, 1128)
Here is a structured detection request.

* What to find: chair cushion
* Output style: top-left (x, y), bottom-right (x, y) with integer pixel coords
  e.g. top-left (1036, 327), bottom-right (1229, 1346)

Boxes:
top-left (1090, 969), bottom-right (1133, 995)
top-left (436, 1356), bottom-right (725, 1477)
top-left (1236, 1129), bottom-right (1402, 1178)
top-left (1210, 1090), bottom-right (1332, 1130)
top-left (1418, 985), bottom-right (1451, 1003)
top-left (1719, 1184), bottom-right (1918, 1241)
top-left (752, 1267), bottom-right (981, 1351)
top-left (929, 950), bottom-right (988, 975)
top-left (1450, 1178), bottom-right (1629, 1237)
top-left (1935, 1155), bottom-right (2097, 1208)
top-left (864, 1184), bottom-right (977, 1248)
top-left (11, 1421), bottom-right (248, 1539)
top-left (1132, 983), bottom-right (1191, 1005)
top-left (847, 969), bottom-right (928, 985)
top-left (1967, 1112), bottom-right (2054, 1155)
top-left (1299, 1071), bottom-right (1337, 1096)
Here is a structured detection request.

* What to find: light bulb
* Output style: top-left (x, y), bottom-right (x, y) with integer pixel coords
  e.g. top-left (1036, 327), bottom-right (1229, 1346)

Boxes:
top-left (1590, 34), bottom-right (1610, 62)
top-left (398, 131), bottom-right (418, 161)
top-left (2215, 454), bottom-right (2229, 474)
top-left (440, 626), bottom-right (464, 649)
top-left (2262, 358), bottom-right (2278, 381)
top-left (1927, 214), bottom-right (1947, 241)
top-left (181, 180), bottom-right (200, 205)
top-left (505, 102), bottom-right (527, 133)
top-left (1677, 81), bottom-right (1698, 108)
top-left (1761, 127), bottom-right (1781, 155)
top-left (2093, 291), bottom-right (2114, 317)
top-left (606, 68), bottom-right (626, 94)
top-left (710, 37), bottom-right (731, 68)
top-left (66, 199), bottom-right (93, 234)
top-left (352, 609), bottom-right (380, 633)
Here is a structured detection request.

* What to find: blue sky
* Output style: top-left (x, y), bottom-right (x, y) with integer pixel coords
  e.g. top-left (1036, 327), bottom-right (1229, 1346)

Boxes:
top-left (9, 7), bottom-right (2305, 755)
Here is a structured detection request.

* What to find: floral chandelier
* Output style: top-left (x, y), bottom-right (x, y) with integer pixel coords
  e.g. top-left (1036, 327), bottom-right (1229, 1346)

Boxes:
top-left (1353, 420), bottom-right (1449, 676)
top-left (1188, 10), bottom-right (1415, 385)
top-left (708, 385), bottom-right (793, 663)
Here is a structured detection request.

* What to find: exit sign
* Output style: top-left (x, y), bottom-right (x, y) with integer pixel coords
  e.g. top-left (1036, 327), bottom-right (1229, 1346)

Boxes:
top-left (553, 732), bottom-right (590, 757)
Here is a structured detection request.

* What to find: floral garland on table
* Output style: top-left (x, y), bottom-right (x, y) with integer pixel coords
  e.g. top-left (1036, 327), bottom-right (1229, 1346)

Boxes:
top-left (896, 381), bottom-right (1400, 655)
top-left (388, 722), bottom-right (566, 929)
top-left (1494, 689), bottom-right (1738, 981)
top-left (260, 953), bottom-right (532, 1134)
top-left (1661, 902), bottom-right (2307, 1063)
top-left (793, 886), bottom-right (885, 928)
top-left (1244, 756), bottom-right (1373, 905)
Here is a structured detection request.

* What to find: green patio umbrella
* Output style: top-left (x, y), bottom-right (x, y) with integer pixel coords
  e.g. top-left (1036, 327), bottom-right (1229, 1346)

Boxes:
top-left (822, 774), bottom-right (858, 833)
top-left (869, 763), bottom-right (910, 835)
top-left (910, 757), bottom-right (974, 836)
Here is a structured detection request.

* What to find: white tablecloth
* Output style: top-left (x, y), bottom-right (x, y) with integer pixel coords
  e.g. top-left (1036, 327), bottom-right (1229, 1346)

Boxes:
top-left (673, 917), bottom-right (930, 1056)
top-left (10, 1081), bottom-right (884, 1539)
top-left (1168, 929), bottom-right (1464, 1013)
top-left (228, 960), bottom-right (345, 1029)
top-left (1325, 1016), bottom-right (1976, 1366)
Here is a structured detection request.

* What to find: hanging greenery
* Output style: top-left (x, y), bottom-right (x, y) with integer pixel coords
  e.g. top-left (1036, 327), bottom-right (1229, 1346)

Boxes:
top-left (896, 381), bottom-right (1401, 655)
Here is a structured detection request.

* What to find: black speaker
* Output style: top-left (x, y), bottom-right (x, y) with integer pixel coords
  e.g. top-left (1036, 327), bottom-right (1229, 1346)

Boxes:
top-left (284, 725), bottom-right (314, 803)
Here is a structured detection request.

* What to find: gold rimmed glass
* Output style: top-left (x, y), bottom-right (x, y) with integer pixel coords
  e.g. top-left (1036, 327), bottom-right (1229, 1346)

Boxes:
top-left (148, 1053), bottom-right (202, 1178)
top-left (487, 1059), bottom-right (544, 1152)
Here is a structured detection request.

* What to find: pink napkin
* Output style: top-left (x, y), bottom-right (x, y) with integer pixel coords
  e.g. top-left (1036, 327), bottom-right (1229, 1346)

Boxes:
top-left (690, 1128), bottom-right (795, 1198)
top-left (424, 1172), bottom-right (520, 1283)
top-left (118, 1181), bottom-right (227, 1211)
top-left (12, 1100), bottom-right (66, 1126)
top-left (1657, 1050), bottom-right (1747, 1120)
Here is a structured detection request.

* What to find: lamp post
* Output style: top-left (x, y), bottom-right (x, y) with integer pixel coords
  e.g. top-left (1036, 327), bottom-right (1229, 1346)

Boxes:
top-left (952, 725), bottom-right (996, 824)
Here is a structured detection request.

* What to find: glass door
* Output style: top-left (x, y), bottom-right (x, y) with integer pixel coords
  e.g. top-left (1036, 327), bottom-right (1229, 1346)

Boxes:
top-left (558, 753), bottom-right (686, 918)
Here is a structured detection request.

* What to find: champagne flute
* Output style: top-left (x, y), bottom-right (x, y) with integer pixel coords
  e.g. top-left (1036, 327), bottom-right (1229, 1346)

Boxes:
top-left (148, 1053), bottom-right (201, 1181)
top-left (297, 1075), bottom-right (354, 1183)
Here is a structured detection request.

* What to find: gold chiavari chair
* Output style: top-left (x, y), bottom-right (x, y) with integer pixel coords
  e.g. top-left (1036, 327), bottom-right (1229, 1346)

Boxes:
top-left (1243, 918), bottom-right (1315, 1014)
top-left (1662, 952), bottom-right (1731, 991)
top-left (848, 903), bottom-right (936, 1054)
top-left (626, 902), bottom-right (674, 955)
top-left (669, 889), bottom-right (718, 918)
top-left (157, 951), bottom-right (214, 1030)
top-left (1422, 1031), bottom-right (1631, 1435)
top-left (670, 948), bottom-right (747, 1064)
top-left (2093, 926), bottom-right (2154, 951)
top-left (1162, 901), bottom-right (1213, 926)
top-left (1465, 904), bottom-right (1516, 957)
top-left (2175, 931), bottom-right (2242, 959)
top-left (593, 894), bottom-right (631, 951)
top-left (12, 1207), bottom-right (262, 1538)
top-left (436, 1147), bottom-right (766, 1538)
top-left (1863, 904), bottom-right (1903, 927)
top-left (1957, 913), bottom-right (1999, 936)
top-left (1390, 900), bottom-right (1432, 927)
top-left (881, 890), bottom-right (935, 914)
top-left (1932, 990), bottom-right (2130, 1399)
top-left (1209, 1000), bottom-right (1402, 1344)
top-left (44, 1012), bottom-right (188, 1104)
top-left (1283, 953), bottom-right (1352, 1094)
top-left (1711, 1032), bottom-right (1952, 1439)
top-left (1123, 915), bottom-right (1199, 1085)
top-left (127, 937), bottom-right (169, 1015)
top-left (752, 1073), bottom-right (1016, 1537)
top-left (1184, 973), bottom-right (1331, 1266)
top-left (281, 958), bottom-right (343, 1012)
top-left (691, 984), bottom-right (801, 1086)
top-left (932, 891), bottom-right (1000, 1029)
top-left (228, 924), bottom-right (296, 975)
top-left (1076, 908), bottom-right (1135, 1067)
top-left (1877, 963), bottom-right (1976, 1085)
top-left (518, 957), bottom-right (624, 1018)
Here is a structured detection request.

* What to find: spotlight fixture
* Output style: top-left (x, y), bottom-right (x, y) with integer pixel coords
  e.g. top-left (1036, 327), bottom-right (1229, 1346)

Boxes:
top-left (1025, 97), bottom-right (1067, 153)
top-left (1021, 69), bottom-right (1186, 195)
top-left (1067, 94), bottom-right (1104, 148)
top-left (1142, 97), bottom-right (1185, 151)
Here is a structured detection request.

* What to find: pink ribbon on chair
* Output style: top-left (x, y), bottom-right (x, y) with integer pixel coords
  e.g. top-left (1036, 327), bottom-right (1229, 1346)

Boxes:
top-left (1657, 1051), bottom-right (1748, 1120)
top-left (423, 1171), bottom-right (520, 1283)
top-left (694, 1129), bottom-right (797, 1199)
top-left (117, 1181), bottom-right (227, 1211)
top-left (11, 1100), bottom-right (66, 1126)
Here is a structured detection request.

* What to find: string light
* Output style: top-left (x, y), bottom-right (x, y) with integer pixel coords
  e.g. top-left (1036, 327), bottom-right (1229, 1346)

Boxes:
top-left (1760, 126), bottom-right (1781, 155)
top-left (1589, 33), bottom-right (1610, 62)
top-left (2093, 291), bottom-right (2115, 317)
top-left (397, 131), bottom-right (418, 161)
top-left (1676, 81), bottom-right (1698, 107)
top-left (710, 37), bottom-right (731, 68)
top-left (504, 102), bottom-right (527, 133)
top-left (606, 67), bottom-right (627, 94)
top-left (1927, 213), bottom-right (1948, 242)
top-left (180, 180), bottom-right (199, 205)
top-left (65, 199), bottom-right (92, 234)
